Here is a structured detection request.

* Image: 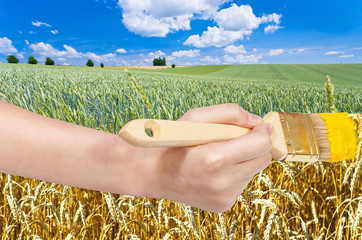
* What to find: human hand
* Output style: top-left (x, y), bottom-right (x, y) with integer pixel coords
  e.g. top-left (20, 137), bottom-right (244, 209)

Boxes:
top-left (0, 101), bottom-right (272, 213)
top-left (144, 104), bottom-right (273, 213)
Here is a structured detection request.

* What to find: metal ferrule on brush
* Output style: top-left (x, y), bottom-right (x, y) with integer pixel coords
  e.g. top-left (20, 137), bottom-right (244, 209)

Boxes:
top-left (279, 113), bottom-right (322, 162)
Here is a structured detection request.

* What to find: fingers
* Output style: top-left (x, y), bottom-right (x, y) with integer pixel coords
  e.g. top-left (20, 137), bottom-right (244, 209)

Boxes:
top-left (196, 123), bottom-right (273, 165)
top-left (192, 152), bottom-right (271, 213)
top-left (233, 153), bottom-right (272, 180)
top-left (169, 104), bottom-right (275, 213)
top-left (179, 103), bottom-right (262, 128)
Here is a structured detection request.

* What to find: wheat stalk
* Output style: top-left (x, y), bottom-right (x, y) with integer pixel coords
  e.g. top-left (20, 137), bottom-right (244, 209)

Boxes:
top-left (315, 232), bottom-right (325, 240)
top-left (6, 195), bottom-right (19, 221)
top-left (279, 161), bottom-right (297, 184)
top-left (343, 163), bottom-right (355, 185)
top-left (263, 211), bottom-right (276, 240)
top-left (34, 181), bottom-right (46, 206)
top-left (274, 214), bottom-right (286, 239)
top-left (312, 201), bottom-right (318, 224)
top-left (252, 199), bottom-right (279, 212)
top-left (79, 201), bottom-right (86, 226)
top-left (246, 226), bottom-right (254, 240)
top-left (350, 161), bottom-right (361, 195)
top-left (257, 205), bottom-right (267, 229)
top-left (185, 205), bottom-right (200, 239)
top-left (103, 192), bottom-right (119, 222)
top-left (300, 217), bottom-right (310, 240)
top-left (325, 75), bottom-right (337, 113)
top-left (229, 220), bottom-right (238, 240)
top-left (352, 201), bottom-right (362, 233)
top-left (238, 193), bottom-right (252, 215)
top-left (260, 173), bottom-right (275, 189)
top-left (271, 189), bottom-right (300, 207)
top-left (337, 217), bottom-right (346, 240)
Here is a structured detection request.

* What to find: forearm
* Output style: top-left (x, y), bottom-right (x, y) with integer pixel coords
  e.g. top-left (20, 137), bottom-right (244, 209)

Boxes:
top-left (0, 100), bottom-right (151, 196)
top-left (0, 101), bottom-right (273, 212)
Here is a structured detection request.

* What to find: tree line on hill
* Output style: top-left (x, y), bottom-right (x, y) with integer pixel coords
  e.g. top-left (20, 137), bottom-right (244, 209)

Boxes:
top-left (152, 57), bottom-right (175, 68)
top-left (5, 55), bottom-right (105, 67)
top-left (5, 55), bottom-right (175, 68)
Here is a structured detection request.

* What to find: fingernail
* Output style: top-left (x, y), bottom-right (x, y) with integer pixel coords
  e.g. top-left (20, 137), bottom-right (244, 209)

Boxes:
top-left (249, 113), bottom-right (262, 124)
top-left (267, 124), bottom-right (274, 135)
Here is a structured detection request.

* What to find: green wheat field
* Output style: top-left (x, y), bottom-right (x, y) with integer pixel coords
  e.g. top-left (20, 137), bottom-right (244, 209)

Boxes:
top-left (0, 63), bottom-right (361, 239)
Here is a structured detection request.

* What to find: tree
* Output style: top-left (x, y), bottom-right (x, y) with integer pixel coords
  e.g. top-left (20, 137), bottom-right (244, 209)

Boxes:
top-left (153, 57), bottom-right (166, 66)
top-left (7, 55), bottom-right (19, 64)
top-left (172, 64), bottom-right (176, 68)
top-left (86, 59), bottom-right (94, 67)
top-left (28, 56), bottom-right (38, 64)
top-left (100, 63), bottom-right (104, 68)
top-left (45, 57), bottom-right (55, 65)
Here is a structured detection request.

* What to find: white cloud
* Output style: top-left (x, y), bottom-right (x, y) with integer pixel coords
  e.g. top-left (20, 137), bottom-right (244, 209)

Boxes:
top-left (224, 54), bottom-right (261, 64)
top-left (339, 54), bottom-right (354, 58)
top-left (116, 48), bottom-right (127, 53)
top-left (118, 0), bottom-right (230, 37)
top-left (0, 37), bottom-right (18, 54)
top-left (148, 50), bottom-right (166, 58)
top-left (214, 4), bottom-right (281, 31)
top-left (143, 50), bottom-right (167, 63)
top-left (63, 45), bottom-right (81, 58)
top-left (167, 55), bottom-right (176, 61)
top-left (25, 40), bottom-right (30, 45)
top-left (264, 24), bottom-right (282, 33)
top-left (122, 12), bottom-right (191, 37)
top-left (51, 30), bottom-right (59, 35)
top-left (325, 51), bottom-right (344, 55)
top-left (83, 52), bottom-right (117, 62)
top-left (30, 43), bottom-right (82, 59)
top-left (269, 49), bottom-right (284, 56)
top-left (184, 4), bottom-right (281, 48)
top-left (184, 26), bottom-right (251, 48)
top-left (32, 21), bottom-right (51, 27)
top-left (224, 44), bottom-right (246, 54)
top-left (29, 42), bottom-right (116, 63)
top-left (288, 48), bottom-right (305, 54)
top-left (16, 53), bottom-right (24, 59)
top-left (29, 42), bottom-right (68, 57)
top-left (172, 49), bottom-right (200, 58)
top-left (200, 55), bottom-right (221, 64)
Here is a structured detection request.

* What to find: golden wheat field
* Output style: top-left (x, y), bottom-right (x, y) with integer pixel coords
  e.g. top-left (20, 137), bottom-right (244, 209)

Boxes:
top-left (0, 64), bottom-right (362, 239)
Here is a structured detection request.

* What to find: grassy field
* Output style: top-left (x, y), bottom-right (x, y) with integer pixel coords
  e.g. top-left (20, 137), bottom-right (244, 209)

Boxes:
top-left (0, 63), bottom-right (361, 239)
top-left (146, 64), bottom-right (362, 87)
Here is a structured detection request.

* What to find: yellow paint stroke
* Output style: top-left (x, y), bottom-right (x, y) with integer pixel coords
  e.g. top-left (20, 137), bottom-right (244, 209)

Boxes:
top-left (319, 113), bottom-right (358, 162)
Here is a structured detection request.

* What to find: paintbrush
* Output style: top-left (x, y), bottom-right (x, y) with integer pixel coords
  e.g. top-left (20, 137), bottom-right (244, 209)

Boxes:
top-left (118, 112), bottom-right (361, 162)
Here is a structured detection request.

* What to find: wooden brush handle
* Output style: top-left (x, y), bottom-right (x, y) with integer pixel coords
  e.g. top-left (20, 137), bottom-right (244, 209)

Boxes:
top-left (118, 112), bottom-right (287, 160)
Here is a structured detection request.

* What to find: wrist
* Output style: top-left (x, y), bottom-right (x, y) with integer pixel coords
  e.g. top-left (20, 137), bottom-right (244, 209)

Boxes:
top-left (99, 134), bottom-right (157, 197)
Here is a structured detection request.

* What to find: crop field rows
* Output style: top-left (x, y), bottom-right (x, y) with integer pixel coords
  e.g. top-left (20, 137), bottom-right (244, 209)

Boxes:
top-left (151, 64), bottom-right (362, 87)
top-left (0, 63), bottom-right (361, 239)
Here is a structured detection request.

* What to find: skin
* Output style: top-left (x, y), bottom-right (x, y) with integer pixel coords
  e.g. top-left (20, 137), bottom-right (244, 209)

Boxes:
top-left (0, 101), bottom-right (273, 213)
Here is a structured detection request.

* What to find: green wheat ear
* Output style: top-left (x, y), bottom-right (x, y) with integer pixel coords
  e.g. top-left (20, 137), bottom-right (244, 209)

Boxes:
top-left (325, 75), bottom-right (337, 113)
top-left (125, 69), bottom-right (156, 119)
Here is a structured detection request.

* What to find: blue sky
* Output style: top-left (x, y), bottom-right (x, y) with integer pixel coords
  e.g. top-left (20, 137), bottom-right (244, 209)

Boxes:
top-left (0, 0), bottom-right (361, 66)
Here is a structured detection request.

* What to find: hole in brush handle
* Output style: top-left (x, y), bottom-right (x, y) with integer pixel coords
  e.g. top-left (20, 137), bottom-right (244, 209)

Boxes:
top-left (144, 120), bottom-right (161, 138)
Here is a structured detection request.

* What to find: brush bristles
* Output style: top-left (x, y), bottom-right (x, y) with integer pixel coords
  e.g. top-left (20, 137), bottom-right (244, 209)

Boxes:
top-left (310, 113), bottom-right (359, 162)
top-left (310, 114), bottom-right (331, 161)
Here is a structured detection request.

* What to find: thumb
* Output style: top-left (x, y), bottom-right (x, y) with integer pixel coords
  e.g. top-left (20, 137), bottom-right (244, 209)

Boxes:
top-left (252, 122), bottom-right (274, 136)
top-left (179, 104), bottom-right (263, 128)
